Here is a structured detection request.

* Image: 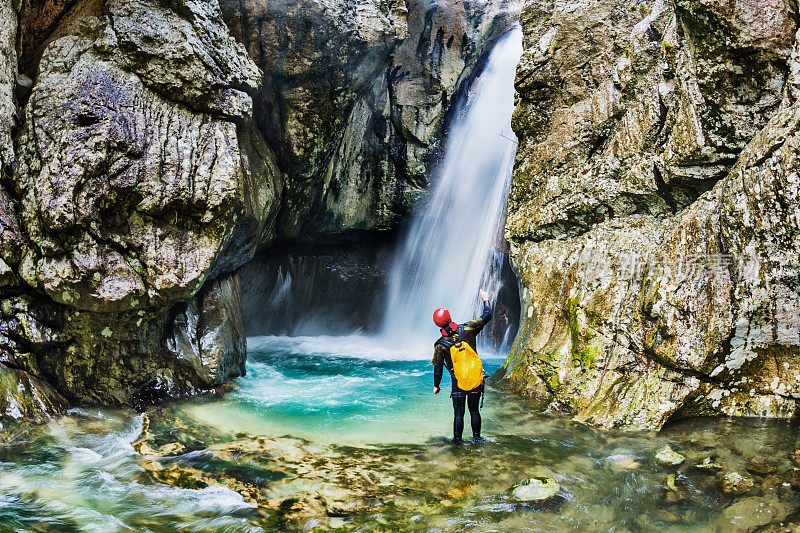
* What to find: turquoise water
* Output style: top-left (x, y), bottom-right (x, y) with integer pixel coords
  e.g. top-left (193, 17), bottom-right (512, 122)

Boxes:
top-left (183, 336), bottom-right (507, 445)
top-left (2, 336), bottom-right (800, 531)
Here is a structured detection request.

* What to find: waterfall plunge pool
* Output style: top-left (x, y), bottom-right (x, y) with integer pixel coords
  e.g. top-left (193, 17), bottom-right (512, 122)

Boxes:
top-left (2, 25), bottom-right (798, 532)
top-left (2, 335), bottom-right (800, 531)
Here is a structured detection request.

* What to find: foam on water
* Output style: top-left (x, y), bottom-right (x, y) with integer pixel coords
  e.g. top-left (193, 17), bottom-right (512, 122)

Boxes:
top-left (247, 334), bottom-right (433, 361)
top-left (0, 410), bottom-right (258, 531)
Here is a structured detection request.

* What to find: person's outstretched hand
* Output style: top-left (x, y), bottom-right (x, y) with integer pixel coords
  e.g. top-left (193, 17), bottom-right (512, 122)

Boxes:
top-left (480, 289), bottom-right (490, 302)
top-left (433, 386), bottom-right (441, 395)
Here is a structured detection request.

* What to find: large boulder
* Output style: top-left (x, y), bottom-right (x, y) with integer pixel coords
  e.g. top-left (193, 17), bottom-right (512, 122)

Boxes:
top-left (1, 0), bottom-right (279, 412)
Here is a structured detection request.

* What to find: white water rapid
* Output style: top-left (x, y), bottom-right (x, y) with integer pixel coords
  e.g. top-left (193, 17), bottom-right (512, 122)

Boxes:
top-left (381, 26), bottom-right (523, 348)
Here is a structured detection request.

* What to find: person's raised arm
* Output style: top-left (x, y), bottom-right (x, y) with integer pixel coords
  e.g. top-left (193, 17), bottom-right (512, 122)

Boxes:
top-left (478, 289), bottom-right (492, 324)
top-left (460, 289), bottom-right (493, 336)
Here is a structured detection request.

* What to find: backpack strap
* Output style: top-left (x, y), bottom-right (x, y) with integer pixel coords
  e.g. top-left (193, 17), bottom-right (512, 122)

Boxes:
top-left (457, 325), bottom-right (465, 345)
top-left (435, 337), bottom-right (455, 349)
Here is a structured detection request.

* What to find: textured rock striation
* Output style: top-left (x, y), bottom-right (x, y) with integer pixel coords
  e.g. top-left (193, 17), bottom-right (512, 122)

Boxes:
top-left (0, 0), bottom-right (519, 423)
top-left (498, 0), bottom-right (800, 429)
top-left (3, 0), bottom-right (275, 412)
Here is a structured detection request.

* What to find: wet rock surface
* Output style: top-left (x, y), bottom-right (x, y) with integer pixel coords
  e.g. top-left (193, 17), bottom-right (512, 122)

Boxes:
top-left (239, 242), bottom-right (394, 336)
top-left (0, 364), bottom-right (67, 426)
top-left (114, 404), bottom-right (800, 531)
top-left (499, 0), bottom-right (800, 429)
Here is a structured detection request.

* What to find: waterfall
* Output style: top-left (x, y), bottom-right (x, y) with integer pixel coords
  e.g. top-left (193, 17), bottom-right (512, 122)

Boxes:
top-left (381, 27), bottom-right (523, 349)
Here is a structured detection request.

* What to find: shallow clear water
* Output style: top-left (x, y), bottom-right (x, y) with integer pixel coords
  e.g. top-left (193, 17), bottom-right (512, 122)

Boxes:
top-left (2, 336), bottom-right (800, 532)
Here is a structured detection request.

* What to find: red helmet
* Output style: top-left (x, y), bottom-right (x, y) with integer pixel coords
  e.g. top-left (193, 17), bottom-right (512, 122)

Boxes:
top-left (433, 308), bottom-right (451, 327)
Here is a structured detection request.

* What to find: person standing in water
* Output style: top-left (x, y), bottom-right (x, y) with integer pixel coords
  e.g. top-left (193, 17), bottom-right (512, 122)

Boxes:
top-left (432, 289), bottom-right (492, 443)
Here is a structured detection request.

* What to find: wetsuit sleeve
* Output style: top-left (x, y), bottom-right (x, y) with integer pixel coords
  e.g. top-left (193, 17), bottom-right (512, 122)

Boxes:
top-left (432, 342), bottom-right (446, 387)
top-left (463, 300), bottom-right (493, 335)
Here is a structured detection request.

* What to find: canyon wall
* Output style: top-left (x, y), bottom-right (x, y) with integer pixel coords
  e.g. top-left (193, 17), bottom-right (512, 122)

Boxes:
top-left (497, 0), bottom-right (800, 429)
top-left (0, 0), bottom-right (519, 423)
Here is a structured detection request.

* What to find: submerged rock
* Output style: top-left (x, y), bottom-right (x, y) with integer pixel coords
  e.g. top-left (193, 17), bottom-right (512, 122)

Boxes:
top-left (655, 445), bottom-right (686, 466)
top-left (716, 497), bottom-right (791, 531)
top-left (790, 449), bottom-right (800, 465)
top-left (721, 472), bottom-right (754, 495)
top-left (746, 455), bottom-right (778, 476)
top-left (608, 454), bottom-right (640, 470)
top-left (781, 467), bottom-right (800, 488)
top-left (693, 457), bottom-right (724, 473)
top-left (511, 476), bottom-right (560, 502)
top-left (663, 473), bottom-right (691, 504)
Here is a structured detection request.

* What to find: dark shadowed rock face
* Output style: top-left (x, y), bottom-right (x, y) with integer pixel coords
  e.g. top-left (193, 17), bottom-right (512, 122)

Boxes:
top-left (0, 0), bottom-right (520, 422)
top-left (498, 0), bottom-right (800, 429)
top-left (239, 242), bottom-right (394, 337)
top-left (168, 273), bottom-right (247, 392)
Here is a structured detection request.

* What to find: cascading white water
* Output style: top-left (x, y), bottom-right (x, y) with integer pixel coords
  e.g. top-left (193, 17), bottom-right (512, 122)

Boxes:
top-left (381, 26), bottom-right (523, 347)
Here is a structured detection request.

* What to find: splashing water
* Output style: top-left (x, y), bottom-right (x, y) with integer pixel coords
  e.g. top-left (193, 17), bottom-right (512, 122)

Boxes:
top-left (381, 26), bottom-right (523, 348)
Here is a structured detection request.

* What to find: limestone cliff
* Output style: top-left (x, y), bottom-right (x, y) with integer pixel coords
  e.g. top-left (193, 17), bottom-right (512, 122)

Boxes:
top-left (498, 0), bottom-right (800, 429)
top-left (0, 0), bottom-right (518, 422)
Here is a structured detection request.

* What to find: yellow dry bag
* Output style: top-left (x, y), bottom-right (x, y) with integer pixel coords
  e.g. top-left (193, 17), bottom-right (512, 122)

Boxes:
top-left (450, 333), bottom-right (484, 391)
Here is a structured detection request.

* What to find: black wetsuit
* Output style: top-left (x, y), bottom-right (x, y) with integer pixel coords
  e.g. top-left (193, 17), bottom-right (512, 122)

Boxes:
top-left (431, 301), bottom-right (492, 442)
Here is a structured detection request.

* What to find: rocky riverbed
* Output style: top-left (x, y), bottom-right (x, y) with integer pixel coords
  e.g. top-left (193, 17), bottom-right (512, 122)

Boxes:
top-left (4, 338), bottom-right (800, 531)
